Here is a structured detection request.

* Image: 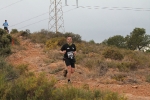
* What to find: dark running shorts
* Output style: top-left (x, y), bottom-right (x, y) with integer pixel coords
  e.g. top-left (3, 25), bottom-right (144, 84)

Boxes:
top-left (4, 27), bottom-right (8, 30)
top-left (64, 58), bottom-right (76, 68)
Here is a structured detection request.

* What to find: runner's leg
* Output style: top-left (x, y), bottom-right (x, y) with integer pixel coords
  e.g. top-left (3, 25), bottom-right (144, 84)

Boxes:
top-left (67, 66), bottom-right (72, 80)
top-left (71, 68), bottom-right (75, 73)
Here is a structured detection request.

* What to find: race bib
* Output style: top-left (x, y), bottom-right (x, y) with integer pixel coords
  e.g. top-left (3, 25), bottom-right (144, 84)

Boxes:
top-left (67, 51), bottom-right (74, 59)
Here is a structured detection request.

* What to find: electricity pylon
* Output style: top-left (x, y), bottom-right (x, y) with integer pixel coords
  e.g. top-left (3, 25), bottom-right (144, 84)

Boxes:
top-left (65, 0), bottom-right (78, 7)
top-left (49, 0), bottom-right (65, 33)
top-left (49, 0), bottom-right (78, 33)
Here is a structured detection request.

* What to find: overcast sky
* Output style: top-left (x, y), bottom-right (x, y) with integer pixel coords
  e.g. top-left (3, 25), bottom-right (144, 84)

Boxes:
top-left (0, 0), bottom-right (150, 43)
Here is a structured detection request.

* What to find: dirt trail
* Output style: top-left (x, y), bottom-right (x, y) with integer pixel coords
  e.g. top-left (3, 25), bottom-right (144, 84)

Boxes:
top-left (7, 38), bottom-right (150, 100)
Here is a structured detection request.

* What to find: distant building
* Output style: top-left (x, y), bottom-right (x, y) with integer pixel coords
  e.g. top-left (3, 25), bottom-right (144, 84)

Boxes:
top-left (139, 44), bottom-right (150, 52)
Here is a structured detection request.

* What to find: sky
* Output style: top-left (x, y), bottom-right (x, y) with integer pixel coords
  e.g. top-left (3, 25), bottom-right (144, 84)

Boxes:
top-left (0, 0), bottom-right (150, 43)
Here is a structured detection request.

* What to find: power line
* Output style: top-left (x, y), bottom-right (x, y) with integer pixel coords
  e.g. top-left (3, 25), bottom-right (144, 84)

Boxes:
top-left (0, 0), bottom-right (24, 11)
top-left (10, 12), bottom-right (49, 27)
top-left (11, 4), bottom-right (150, 30)
top-left (66, 5), bottom-right (150, 11)
top-left (13, 4), bottom-right (150, 30)
top-left (17, 7), bottom-right (78, 30)
top-left (63, 7), bottom-right (78, 13)
top-left (18, 18), bottom-right (49, 30)
top-left (10, 6), bottom-right (67, 28)
top-left (10, 5), bottom-right (150, 28)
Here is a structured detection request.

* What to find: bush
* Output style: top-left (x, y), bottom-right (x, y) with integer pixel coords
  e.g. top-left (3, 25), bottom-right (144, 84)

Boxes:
top-left (75, 53), bottom-right (86, 64)
top-left (64, 32), bottom-right (82, 43)
top-left (103, 48), bottom-right (124, 60)
top-left (84, 59), bottom-right (95, 69)
top-left (20, 31), bottom-right (30, 38)
top-left (124, 51), bottom-right (150, 68)
top-left (0, 58), bottom-right (127, 100)
top-left (28, 29), bottom-right (82, 44)
top-left (117, 62), bottom-right (137, 72)
top-left (53, 86), bottom-right (127, 100)
top-left (0, 28), bottom-right (12, 56)
top-left (46, 37), bottom-right (66, 49)
top-left (4, 73), bottom-right (57, 100)
top-left (89, 40), bottom-right (95, 44)
top-left (76, 43), bottom-right (101, 54)
top-left (146, 50), bottom-right (150, 53)
top-left (11, 37), bottom-right (20, 45)
top-left (146, 74), bottom-right (150, 83)
top-left (10, 29), bottom-right (18, 34)
top-left (111, 73), bottom-right (126, 81)
top-left (29, 32), bottom-right (48, 44)
top-left (0, 57), bottom-right (19, 82)
top-left (46, 50), bottom-right (63, 61)
top-left (16, 64), bottom-right (28, 75)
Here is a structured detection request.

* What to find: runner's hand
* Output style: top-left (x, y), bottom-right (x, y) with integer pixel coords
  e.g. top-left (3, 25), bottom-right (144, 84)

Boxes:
top-left (73, 51), bottom-right (76, 55)
top-left (63, 50), bottom-right (66, 54)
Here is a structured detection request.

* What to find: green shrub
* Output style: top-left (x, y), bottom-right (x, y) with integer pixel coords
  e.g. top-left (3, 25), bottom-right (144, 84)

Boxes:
top-left (0, 57), bottom-right (18, 81)
top-left (29, 32), bottom-right (48, 43)
top-left (75, 53), bottom-right (86, 64)
top-left (53, 86), bottom-right (93, 100)
top-left (0, 47), bottom-right (11, 56)
top-left (124, 51), bottom-right (150, 68)
top-left (0, 28), bottom-right (12, 55)
top-left (4, 73), bottom-right (57, 100)
top-left (64, 32), bottom-right (82, 43)
top-left (82, 58), bottom-right (96, 69)
top-left (10, 29), bottom-right (18, 34)
top-left (146, 50), bottom-right (150, 53)
top-left (111, 73), bottom-right (126, 81)
top-left (49, 67), bottom-right (64, 74)
top-left (146, 74), bottom-right (150, 83)
top-left (0, 73), bottom-right (7, 99)
top-left (0, 57), bottom-right (7, 70)
top-left (16, 64), bottom-right (28, 75)
top-left (117, 62), bottom-right (137, 72)
top-left (46, 37), bottom-right (66, 49)
top-left (53, 86), bottom-right (127, 100)
top-left (11, 37), bottom-right (20, 45)
top-left (82, 83), bottom-right (89, 90)
top-left (103, 48), bottom-right (124, 60)
top-left (29, 30), bottom-right (60, 44)
top-left (19, 31), bottom-right (30, 39)
top-left (0, 59), bottom-right (127, 100)
top-left (28, 30), bottom-right (82, 44)
top-left (88, 40), bottom-right (95, 44)
top-left (76, 43), bottom-right (101, 54)
top-left (104, 92), bottom-right (127, 100)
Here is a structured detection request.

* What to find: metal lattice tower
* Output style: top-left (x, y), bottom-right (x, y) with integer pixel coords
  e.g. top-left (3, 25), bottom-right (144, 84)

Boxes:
top-left (49, 0), bottom-right (65, 33)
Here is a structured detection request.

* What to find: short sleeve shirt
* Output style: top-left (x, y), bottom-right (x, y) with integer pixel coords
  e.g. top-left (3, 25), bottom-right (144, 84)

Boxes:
top-left (61, 43), bottom-right (76, 59)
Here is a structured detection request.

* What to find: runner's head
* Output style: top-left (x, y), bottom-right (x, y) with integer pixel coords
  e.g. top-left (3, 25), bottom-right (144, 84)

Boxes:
top-left (5, 20), bottom-right (7, 22)
top-left (67, 36), bottom-right (72, 44)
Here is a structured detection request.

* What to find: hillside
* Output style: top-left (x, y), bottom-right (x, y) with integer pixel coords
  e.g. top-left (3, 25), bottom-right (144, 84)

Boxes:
top-left (6, 35), bottom-right (150, 100)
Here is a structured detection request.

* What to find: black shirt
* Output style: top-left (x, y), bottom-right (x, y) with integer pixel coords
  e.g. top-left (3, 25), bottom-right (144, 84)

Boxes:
top-left (61, 43), bottom-right (76, 59)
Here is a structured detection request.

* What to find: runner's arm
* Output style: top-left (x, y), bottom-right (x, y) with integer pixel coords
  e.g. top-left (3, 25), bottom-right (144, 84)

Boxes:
top-left (73, 44), bottom-right (76, 55)
top-left (60, 44), bottom-right (66, 54)
top-left (60, 50), bottom-right (66, 54)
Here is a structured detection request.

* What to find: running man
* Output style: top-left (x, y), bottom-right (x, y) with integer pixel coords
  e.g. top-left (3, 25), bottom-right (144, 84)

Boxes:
top-left (60, 36), bottom-right (76, 83)
top-left (3, 20), bottom-right (9, 33)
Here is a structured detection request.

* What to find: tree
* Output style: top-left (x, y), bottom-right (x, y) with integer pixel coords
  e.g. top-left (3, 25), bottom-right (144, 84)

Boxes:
top-left (0, 28), bottom-right (12, 55)
top-left (105, 35), bottom-right (126, 48)
top-left (125, 28), bottom-right (150, 50)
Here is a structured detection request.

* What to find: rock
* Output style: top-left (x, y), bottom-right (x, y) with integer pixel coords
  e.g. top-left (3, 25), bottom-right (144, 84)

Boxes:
top-left (34, 44), bottom-right (41, 48)
top-left (132, 86), bottom-right (138, 89)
